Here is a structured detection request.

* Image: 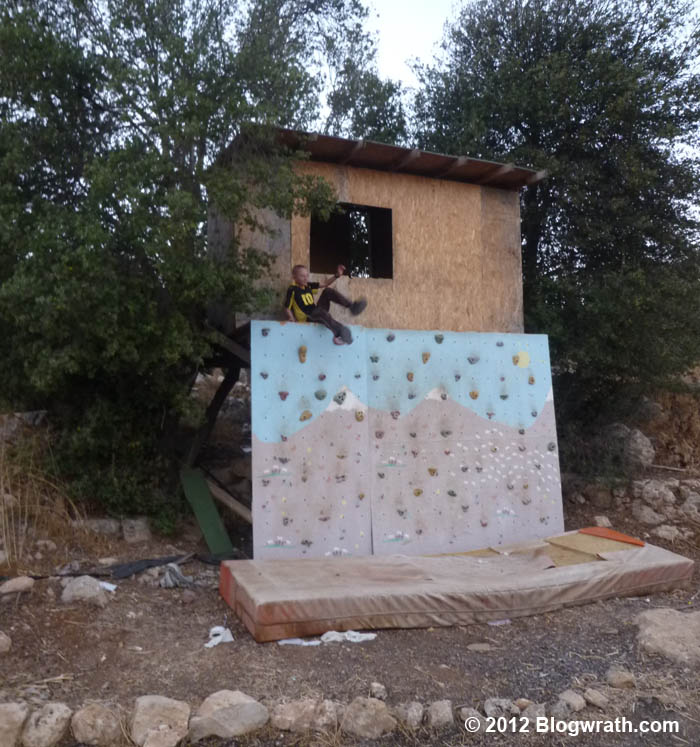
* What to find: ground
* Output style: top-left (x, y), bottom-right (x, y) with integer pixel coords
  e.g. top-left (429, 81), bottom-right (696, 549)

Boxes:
top-left (2, 475), bottom-right (699, 747)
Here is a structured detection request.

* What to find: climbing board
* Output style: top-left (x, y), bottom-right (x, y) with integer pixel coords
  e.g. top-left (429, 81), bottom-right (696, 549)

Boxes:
top-left (251, 321), bottom-right (564, 559)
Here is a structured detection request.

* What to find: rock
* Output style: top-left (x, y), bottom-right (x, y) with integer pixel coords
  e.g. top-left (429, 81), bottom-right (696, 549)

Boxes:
top-left (624, 429), bottom-right (655, 469)
top-left (522, 703), bottom-right (545, 724)
top-left (483, 698), bottom-right (519, 718)
top-left (369, 682), bottom-right (387, 701)
top-left (458, 707), bottom-right (485, 732)
top-left (21, 702), bottom-right (72, 747)
top-left (73, 519), bottom-right (120, 536)
top-left (130, 695), bottom-right (190, 747)
top-left (188, 690), bottom-right (268, 741)
top-left (312, 700), bottom-right (338, 731)
top-left (0, 550), bottom-right (7, 565)
top-left (583, 484), bottom-right (612, 509)
top-left (651, 525), bottom-right (681, 542)
top-left (394, 702), bottom-right (423, 729)
top-left (467, 642), bottom-right (493, 652)
top-left (636, 609), bottom-right (700, 665)
top-left (557, 690), bottom-right (586, 713)
top-left (631, 500), bottom-right (665, 526)
top-left (0, 576), bottom-right (34, 595)
top-left (633, 480), bottom-right (677, 509)
top-left (35, 540), bottom-right (57, 552)
top-left (514, 698), bottom-right (534, 710)
top-left (122, 518), bottom-right (152, 544)
top-left (269, 699), bottom-right (318, 734)
top-left (593, 515), bottom-right (612, 528)
top-left (61, 576), bottom-right (107, 608)
top-left (71, 704), bottom-right (121, 746)
top-left (0, 703), bottom-right (30, 746)
top-left (606, 666), bottom-right (635, 689)
top-left (97, 557), bottom-right (119, 567)
top-left (426, 700), bottom-right (453, 728)
top-left (583, 689), bottom-right (608, 710)
top-left (548, 700), bottom-right (571, 719)
top-left (181, 590), bottom-right (197, 604)
top-left (341, 698), bottom-right (396, 739)
top-left (0, 631), bottom-right (11, 653)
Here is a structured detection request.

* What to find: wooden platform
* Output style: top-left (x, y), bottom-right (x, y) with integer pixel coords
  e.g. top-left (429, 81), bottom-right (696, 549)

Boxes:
top-left (219, 530), bottom-right (694, 642)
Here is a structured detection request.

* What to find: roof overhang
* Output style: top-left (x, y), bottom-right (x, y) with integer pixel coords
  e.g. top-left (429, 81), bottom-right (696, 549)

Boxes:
top-left (277, 129), bottom-right (545, 190)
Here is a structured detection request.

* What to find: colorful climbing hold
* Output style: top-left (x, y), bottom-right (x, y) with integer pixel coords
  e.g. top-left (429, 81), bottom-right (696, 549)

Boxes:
top-left (354, 372), bottom-right (361, 378)
top-left (512, 355), bottom-right (520, 365)
top-left (372, 374), bottom-right (380, 380)
top-left (496, 341), bottom-right (504, 347)
top-left (333, 391), bottom-right (346, 405)
top-left (260, 372), bottom-right (268, 379)
top-left (500, 394), bottom-right (508, 400)
top-left (387, 333), bottom-right (395, 342)
top-left (261, 328), bottom-right (270, 336)
top-left (318, 373), bottom-right (326, 381)
top-left (468, 356), bottom-right (479, 364)
top-left (407, 372), bottom-right (414, 382)
top-left (440, 429), bottom-right (452, 437)
top-left (409, 432), bottom-right (417, 438)
top-left (314, 390), bottom-right (326, 400)
top-left (358, 493), bottom-right (365, 500)
top-left (414, 488), bottom-right (423, 496)
top-left (528, 375), bottom-right (535, 385)
top-left (447, 489), bottom-right (456, 497)
top-left (428, 467), bottom-right (437, 476)
top-left (422, 352), bottom-right (430, 364)
top-left (455, 373), bottom-right (461, 381)
top-left (435, 334), bottom-right (444, 344)
top-left (391, 410), bottom-right (400, 420)
top-left (375, 430), bottom-right (384, 439)
top-left (279, 391), bottom-right (289, 401)
top-left (408, 392), bottom-right (416, 399)
top-left (469, 390), bottom-right (479, 400)
top-left (370, 355), bottom-right (379, 363)
top-left (299, 410), bottom-right (312, 421)
top-left (355, 410), bottom-right (364, 422)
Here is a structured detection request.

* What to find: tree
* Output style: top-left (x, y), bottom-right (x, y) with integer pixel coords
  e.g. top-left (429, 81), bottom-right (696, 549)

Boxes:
top-left (414, 0), bottom-right (700, 418)
top-left (0, 0), bottom-right (370, 517)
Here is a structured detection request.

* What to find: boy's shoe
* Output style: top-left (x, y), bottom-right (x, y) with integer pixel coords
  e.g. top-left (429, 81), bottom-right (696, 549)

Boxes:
top-left (339, 325), bottom-right (353, 344)
top-left (333, 336), bottom-right (346, 345)
top-left (349, 298), bottom-right (367, 316)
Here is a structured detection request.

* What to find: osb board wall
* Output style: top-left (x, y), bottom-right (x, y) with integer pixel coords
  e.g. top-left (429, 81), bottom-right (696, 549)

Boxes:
top-left (291, 161), bottom-right (523, 333)
top-left (251, 321), bottom-right (563, 559)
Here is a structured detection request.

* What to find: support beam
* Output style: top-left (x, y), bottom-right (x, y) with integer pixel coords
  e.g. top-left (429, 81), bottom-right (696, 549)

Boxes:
top-left (207, 479), bottom-right (253, 524)
top-left (206, 328), bottom-right (251, 367)
top-left (435, 156), bottom-right (468, 179)
top-left (389, 148), bottom-right (421, 172)
top-left (525, 170), bottom-right (547, 186)
top-left (339, 139), bottom-right (365, 164)
top-left (476, 163), bottom-right (515, 185)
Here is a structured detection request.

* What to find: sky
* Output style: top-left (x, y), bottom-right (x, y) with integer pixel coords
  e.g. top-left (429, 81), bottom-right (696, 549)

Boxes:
top-left (365, 0), bottom-right (459, 89)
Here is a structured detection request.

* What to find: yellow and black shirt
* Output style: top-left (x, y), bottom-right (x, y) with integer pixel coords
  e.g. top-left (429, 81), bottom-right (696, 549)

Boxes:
top-left (284, 282), bottom-right (320, 322)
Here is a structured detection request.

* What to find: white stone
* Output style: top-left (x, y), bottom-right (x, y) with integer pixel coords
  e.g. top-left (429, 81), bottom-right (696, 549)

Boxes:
top-left (483, 698), bottom-right (519, 718)
top-left (624, 430), bottom-right (655, 468)
top-left (35, 540), bottom-right (57, 552)
top-left (522, 703), bottom-right (546, 724)
top-left (651, 525), bottom-right (681, 542)
top-left (21, 702), bottom-right (72, 747)
top-left (73, 519), bottom-right (121, 536)
top-left (395, 702), bottom-right (423, 729)
top-left (341, 698), bottom-right (396, 739)
top-left (606, 666), bottom-right (635, 689)
top-left (557, 690), bottom-right (586, 712)
top-left (369, 682), bottom-right (387, 701)
top-left (0, 631), bottom-right (11, 653)
top-left (122, 518), bottom-right (152, 544)
top-left (636, 608), bottom-right (700, 665)
top-left (631, 500), bottom-right (665, 525)
top-left (514, 698), bottom-right (534, 710)
top-left (188, 690), bottom-right (267, 741)
top-left (269, 699), bottom-right (317, 734)
top-left (583, 689), bottom-right (608, 709)
top-left (0, 550), bottom-right (8, 565)
top-left (467, 642), bottom-right (493, 652)
top-left (61, 576), bottom-right (107, 608)
top-left (0, 576), bottom-right (34, 595)
top-left (457, 706), bottom-right (485, 731)
top-left (0, 703), bottom-right (30, 747)
top-left (593, 515), bottom-right (612, 528)
top-left (130, 695), bottom-right (190, 747)
top-left (71, 704), bottom-right (121, 746)
top-left (312, 700), bottom-right (337, 731)
top-left (426, 700), bottom-right (453, 727)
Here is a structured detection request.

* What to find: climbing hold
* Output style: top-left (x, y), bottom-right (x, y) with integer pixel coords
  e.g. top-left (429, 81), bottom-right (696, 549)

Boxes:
top-left (547, 442), bottom-right (556, 451)
top-left (378, 472), bottom-right (385, 479)
top-left (521, 496), bottom-right (532, 505)
top-left (469, 390), bottom-right (479, 400)
top-left (428, 467), bottom-right (437, 476)
top-left (279, 391), bottom-right (289, 401)
top-left (444, 449), bottom-right (451, 455)
top-left (358, 493), bottom-right (365, 500)
top-left (461, 505), bottom-right (469, 513)
top-left (414, 488), bottom-right (423, 496)
top-left (397, 508), bottom-right (406, 517)
top-left (480, 518), bottom-right (488, 526)
top-left (390, 410), bottom-right (400, 420)
top-left (355, 410), bottom-right (364, 422)
top-left (440, 429), bottom-right (452, 438)
top-left (507, 483), bottom-right (514, 490)
top-left (261, 327), bottom-right (270, 336)
top-left (461, 465), bottom-right (468, 472)
top-left (260, 372), bottom-right (268, 379)
top-left (486, 411), bottom-right (495, 419)
top-left (299, 410), bottom-right (312, 421)
top-left (301, 539), bottom-right (313, 547)
top-left (375, 430), bottom-right (384, 439)
top-left (500, 376), bottom-right (505, 382)
top-left (447, 489), bottom-right (456, 497)
top-left (531, 409), bottom-right (538, 417)
top-left (282, 517), bottom-right (290, 526)
top-left (314, 390), bottom-right (326, 400)
top-left (454, 373), bottom-right (461, 381)
top-left (535, 463), bottom-right (541, 470)
top-left (422, 352), bottom-right (430, 364)
top-left (475, 465), bottom-right (483, 473)
top-left (298, 345), bottom-right (307, 363)
top-left (528, 375), bottom-right (535, 385)
top-left (281, 434), bottom-right (288, 442)
top-left (333, 391), bottom-right (346, 406)
top-left (387, 333), bottom-right (395, 342)
top-left (518, 445), bottom-right (526, 452)
top-left (435, 334), bottom-right (444, 344)
top-left (336, 475), bottom-right (346, 483)
top-left (411, 449), bottom-right (418, 457)
top-left (496, 341), bottom-right (504, 347)
top-left (372, 374), bottom-right (380, 380)
top-left (336, 452), bottom-right (346, 459)
top-left (518, 428), bottom-right (525, 435)
top-left (468, 356), bottom-right (479, 364)
top-left (370, 355), bottom-right (379, 363)
top-left (408, 392), bottom-right (416, 399)
top-left (318, 373), bottom-right (326, 381)
top-left (354, 372), bottom-right (361, 378)
top-left (262, 479), bottom-right (270, 487)
top-left (512, 354), bottom-right (520, 365)
top-left (409, 432), bottom-right (417, 438)
top-left (440, 393), bottom-right (448, 401)
top-left (407, 372), bottom-right (414, 382)
top-left (523, 483), bottom-right (529, 490)
top-left (500, 394), bottom-right (508, 400)
top-left (491, 446), bottom-right (498, 452)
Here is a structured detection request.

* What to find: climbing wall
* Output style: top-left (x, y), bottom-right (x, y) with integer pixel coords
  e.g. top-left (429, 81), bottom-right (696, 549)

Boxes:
top-left (251, 321), bottom-right (564, 559)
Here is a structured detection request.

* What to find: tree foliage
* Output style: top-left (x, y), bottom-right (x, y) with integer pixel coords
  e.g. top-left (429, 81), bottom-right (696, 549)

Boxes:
top-left (414, 0), bottom-right (700, 416)
top-left (0, 0), bottom-right (372, 515)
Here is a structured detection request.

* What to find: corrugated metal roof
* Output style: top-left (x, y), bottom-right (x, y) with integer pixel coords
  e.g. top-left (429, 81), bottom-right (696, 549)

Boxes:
top-left (277, 129), bottom-right (545, 190)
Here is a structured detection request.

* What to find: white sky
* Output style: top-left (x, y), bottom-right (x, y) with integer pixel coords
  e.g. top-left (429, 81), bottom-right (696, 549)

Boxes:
top-left (365, 0), bottom-right (459, 89)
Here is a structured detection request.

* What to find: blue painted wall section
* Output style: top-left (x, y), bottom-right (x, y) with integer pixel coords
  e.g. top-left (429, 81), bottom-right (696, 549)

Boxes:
top-left (251, 321), bottom-right (564, 559)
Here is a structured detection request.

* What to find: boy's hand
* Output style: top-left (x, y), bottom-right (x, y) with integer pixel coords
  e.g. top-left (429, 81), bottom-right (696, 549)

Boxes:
top-left (336, 264), bottom-right (346, 277)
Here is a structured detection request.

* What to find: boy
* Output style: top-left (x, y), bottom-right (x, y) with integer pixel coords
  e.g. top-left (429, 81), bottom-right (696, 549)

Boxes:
top-left (284, 264), bottom-right (367, 345)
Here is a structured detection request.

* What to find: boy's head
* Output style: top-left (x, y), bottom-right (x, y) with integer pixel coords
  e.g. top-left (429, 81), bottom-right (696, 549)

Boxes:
top-left (292, 264), bottom-right (309, 285)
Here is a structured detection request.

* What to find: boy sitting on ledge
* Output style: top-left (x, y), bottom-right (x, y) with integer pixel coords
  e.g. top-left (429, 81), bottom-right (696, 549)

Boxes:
top-left (284, 264), bottom-right (367, 345)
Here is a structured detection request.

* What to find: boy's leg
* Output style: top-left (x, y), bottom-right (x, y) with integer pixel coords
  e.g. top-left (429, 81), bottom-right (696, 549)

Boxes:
top-left (308, 307), bottom-right (353, 344)
top-left (318, 288), bottom-right (367, 316)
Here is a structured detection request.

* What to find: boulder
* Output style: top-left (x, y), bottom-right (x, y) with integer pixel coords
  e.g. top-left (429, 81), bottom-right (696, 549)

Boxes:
top-left (130, 696), bottom-right (190, 747)
top-left (0, 631), bottom-right (11, 653)
top-left (583, 689), bottom-right (608, 710)
top-left (623, 429), bottom-right (655, 469)
top-left (522, 703), bottom-right (545, 724)
top-left (0, 576), bottom-right (34, 595)
top-left (557, 690), bottom-right (586, 713)
top-left (426, 700), bottom-right (453, 728)
top-left (341, 698), bottom-right (396, 739)
top-left (369, 682), bottom-right (387, 701)
top-left (21, 702), bottom-right (72, 747)
top-left (61, 576), bottom-right (108, 608)
top-left (122, 518), bottom-right (152, 544)
top-left (633, 480), bottom-right (677, 509)
top-left (394, 702), bottom-right (423, 729)
top-left (651, 525), bottom-right (681, 542)
top-left (73, 519), bottom-right (121, 536)
top-left (457, 707), bottom-right (485, 732)
top-left (636, 608), bottom-right (700, 665)
top-left (269, 699), bottom-right (318, 734)
top-left (606, 666), bottom-right (635, 689)
top-left (71, 704), bottom-right (121, 746)
top-left (0, 703), bottom-right (30, 747)
top-left (188, 690), bottom-right (268, 741)
top-left (593, 515), bottom-right (612, 528)
top-left (483, 698), bottom-right (519, 718)
top-left (631, 500), bottom-right (664, 526)
top-left (583, 484), bottom-right (612, 509)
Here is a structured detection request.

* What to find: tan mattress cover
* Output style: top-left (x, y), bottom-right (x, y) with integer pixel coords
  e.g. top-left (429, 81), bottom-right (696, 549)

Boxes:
top-left (220, 537), bottom-right (693, 642)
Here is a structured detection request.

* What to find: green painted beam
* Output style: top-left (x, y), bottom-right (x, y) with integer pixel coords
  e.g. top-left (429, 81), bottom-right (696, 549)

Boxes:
top-left (180, 467), bottom-right (234, 556)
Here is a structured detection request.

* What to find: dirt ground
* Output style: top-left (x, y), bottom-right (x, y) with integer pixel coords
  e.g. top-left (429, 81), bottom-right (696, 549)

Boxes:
top-left (2, 478), bottom-right (699, 747)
